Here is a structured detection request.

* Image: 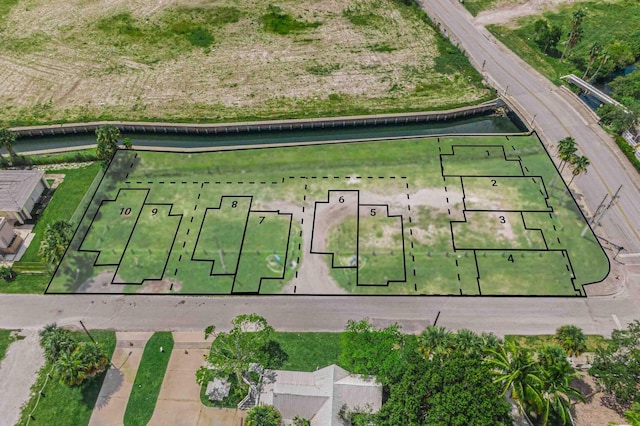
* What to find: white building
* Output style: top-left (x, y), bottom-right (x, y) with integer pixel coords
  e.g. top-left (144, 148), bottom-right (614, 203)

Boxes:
top-left (0, 170), bottom-right (49, 224)
top-left (258, 364), bottom-right (382, 425)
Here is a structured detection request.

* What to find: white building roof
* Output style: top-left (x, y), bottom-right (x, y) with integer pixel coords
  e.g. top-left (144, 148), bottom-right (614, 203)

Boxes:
top-left (0, 170), bottom-right (44, 212)
top-left (259, 364), bottom-right (382, 425)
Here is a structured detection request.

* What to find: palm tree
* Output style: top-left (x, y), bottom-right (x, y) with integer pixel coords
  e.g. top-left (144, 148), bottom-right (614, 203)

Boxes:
top-left (486, 340), bottom-right (544, 418)
top-left (557, 137), bottom-right (577, 173)
top-left (54, 349), bottom-right (87, 386)
top-left (417, 326), bottom-right (452, 359)
top-left (561, 9), bottom-right (586, 61)
top-left (95, 125), bottom-right (121, 161)
top-left (480, 331), bottom-right (503, 352)
top-left (245, 405), bottom-right (282, 426)
top-left (0, 127), bottom-right (17, 159)
top-left (38, 220), bottom-right (74, 268)
top-left (76, 341), bottom-right (108, 377)
top-left (39, 323), bottom-right (76, 363)
top-left (555, 325), bottom-right (587, 357)
top-left (538, 345), bottom-right (585, 425)
top-left (583, 42), bottom-right (601, 79)
top-left (567, 155), bottom-right (590, 187)
top-left (453, 328), bottom-right (483, 355)
top-left (588, 50), bottom-right (609, 82)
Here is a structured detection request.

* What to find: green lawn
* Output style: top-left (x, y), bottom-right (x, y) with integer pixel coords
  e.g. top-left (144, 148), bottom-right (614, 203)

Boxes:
top-left (20, 163), bottom-right (102, 263)
top-left (0, 329), bottom-right (20, 363)
top-left (0, 273), bottom-right (51, 294)
top-left (505, 334), bottom-right (608, 352)
top-left (272, 332), bottom-right (343, 371)
top-left (49, 135), bottom-right (609, 296)
top-left (124, 332), bottom-right (174, 426)
top-left (461, 0), bottom-right (501, 17)
top-left (17, 330), bottom-right (116, 426)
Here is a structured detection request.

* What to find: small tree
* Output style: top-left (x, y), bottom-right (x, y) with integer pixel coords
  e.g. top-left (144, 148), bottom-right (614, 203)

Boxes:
top-left (245, 405), bottom-right (282, 426)
top-left (557, 137), bottom-right (577, 173)
top-left (38, 220), bottom-right (74, 268)
top-left (197, 314), bottom-right (275, 387)
top-left (0, 127), bottom-right (18, 159)
top-left (561, 9), bottom-right (586, 61)
top-left (292, 416), bottom-right (311, 426)
top-left (590, 319), bottom-right (640, 409)
top-left (555, 325), bottom-right (587, 357)
top-left (533, 19), bottom-right (561, 54)
top-left (567, 155), bottom-right (590, 188)
top-left (0, 266), bottom-right (15, 281)
top-left (95, 125), bottom-right (120, 161)
top-left (39, 323), bottom-right (76, 364)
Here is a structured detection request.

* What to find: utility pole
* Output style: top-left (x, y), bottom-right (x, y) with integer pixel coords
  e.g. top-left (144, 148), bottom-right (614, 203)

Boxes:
top-left (582, 185), bottom-right (622, 237)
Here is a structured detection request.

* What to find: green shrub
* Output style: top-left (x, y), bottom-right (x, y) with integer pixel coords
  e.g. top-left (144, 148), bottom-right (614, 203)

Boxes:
top-left (263, 5), bottom-right (320, 35)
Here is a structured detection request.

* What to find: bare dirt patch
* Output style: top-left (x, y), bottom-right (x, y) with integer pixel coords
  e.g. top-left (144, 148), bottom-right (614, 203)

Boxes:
top-left (0, 0), bottom-right (489, 124)
top-left (573, 372), bottom-right (625, 426)
top-left (473, 0), bottom-right (612, 26)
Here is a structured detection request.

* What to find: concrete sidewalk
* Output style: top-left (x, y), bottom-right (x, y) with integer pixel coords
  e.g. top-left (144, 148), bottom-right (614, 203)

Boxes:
top-left (0, 330), bottom-right (44, 426)
top-left (148, 332), bottom-right (242, 426)
top-left (88, 332), bottom-right (152, 426)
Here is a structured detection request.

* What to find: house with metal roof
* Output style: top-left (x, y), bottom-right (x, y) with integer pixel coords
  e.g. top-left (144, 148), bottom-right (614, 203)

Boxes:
top-left (258, 364), bottom-right (382, 425)
top-left (0, 170), bottom-right (49, 224)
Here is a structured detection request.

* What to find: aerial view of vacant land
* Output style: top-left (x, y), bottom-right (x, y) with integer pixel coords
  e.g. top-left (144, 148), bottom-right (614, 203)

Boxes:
top-left (48, 134), bottom-right (609, 296)
top-left (0, 0), bottom-right (491, 125)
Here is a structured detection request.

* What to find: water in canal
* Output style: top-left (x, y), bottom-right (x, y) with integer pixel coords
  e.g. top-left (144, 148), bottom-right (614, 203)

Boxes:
top-left (14, 113), bottom-right (525, 154)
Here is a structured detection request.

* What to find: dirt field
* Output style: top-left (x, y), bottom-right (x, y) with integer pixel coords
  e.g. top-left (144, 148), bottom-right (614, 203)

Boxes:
top-left (473, 0), bottom-right (616, 26)
top-left (0, 0), bottom-right (490, 125)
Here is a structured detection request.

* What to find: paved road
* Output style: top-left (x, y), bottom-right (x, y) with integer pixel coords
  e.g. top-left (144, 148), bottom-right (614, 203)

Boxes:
top-left (0, 1), bottom-right (639, 339)
top-left (419, 0), bottom-right (640, 254)
top-left (1, 286), bottom-right (638, 336)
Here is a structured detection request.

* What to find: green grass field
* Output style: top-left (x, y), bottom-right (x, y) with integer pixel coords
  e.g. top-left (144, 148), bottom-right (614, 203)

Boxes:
top-left (124, 332), bottom-right (174, 426)
top-left (17, 330), bottom-right (116, 426)
top-left (48, 135), bottom-right (609, 296)
top-left (0, 329), bottom-right (20, 363)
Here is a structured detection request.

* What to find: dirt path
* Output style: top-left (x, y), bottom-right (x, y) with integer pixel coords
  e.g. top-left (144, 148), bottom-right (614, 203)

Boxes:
top-left (89, 332), bottom-right (153, 426)
top-left (473, 0), bottom-right (596, 26)
top-left (0, 329), bottom-right (45, 426)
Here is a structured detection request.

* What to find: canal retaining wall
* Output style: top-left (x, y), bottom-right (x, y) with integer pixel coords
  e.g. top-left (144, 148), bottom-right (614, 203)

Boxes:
top-left (11, 100), bottom-right (505, 138)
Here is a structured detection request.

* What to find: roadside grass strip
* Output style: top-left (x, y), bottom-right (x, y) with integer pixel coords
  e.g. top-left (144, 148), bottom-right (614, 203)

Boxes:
top-left (17, 331), bottom-right (116, 426)
top-left (123, 332), bottom-right (174, 426)
top-left (0, 329), bottom-right (20, 363)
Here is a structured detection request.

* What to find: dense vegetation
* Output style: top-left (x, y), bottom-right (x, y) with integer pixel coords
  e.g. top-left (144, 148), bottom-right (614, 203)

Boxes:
top-left (18, 329), bottom-right (115, 426)
top-left (489, 1), bottom-right (640, 83)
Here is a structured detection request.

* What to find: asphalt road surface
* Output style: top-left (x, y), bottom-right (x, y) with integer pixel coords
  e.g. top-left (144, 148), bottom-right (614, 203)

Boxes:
top-left (419, 0), bottom-right (640, 254)
top-left (0, 284), bottom-right (638, 335)
top-left (0, 0), bottom-right (639, 338)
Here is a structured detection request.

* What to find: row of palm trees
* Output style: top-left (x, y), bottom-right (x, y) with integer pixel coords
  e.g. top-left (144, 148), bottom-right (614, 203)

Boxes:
top-left (417, 325), bottom-right (587, 426)
top-left (557, 136), bottom-right (590, 188)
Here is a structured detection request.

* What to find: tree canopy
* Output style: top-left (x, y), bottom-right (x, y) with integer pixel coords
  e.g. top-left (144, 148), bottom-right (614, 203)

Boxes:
top-left (339, 319), bottom-right (405, 384)
top-left (245, 405), bottom-right (282, 426)
top-left (39, 323), bottom-right (108, 386)
top-left (590, 319), bottom-right (640, 409)
top-left (197, 314), bottom-right (283, 387)
top-left (95, 125), bottom-right (121, 161)
top-left (38, 220), bottom-right (74, 267)
top-left (555, 325), bottom-right (587, 357)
